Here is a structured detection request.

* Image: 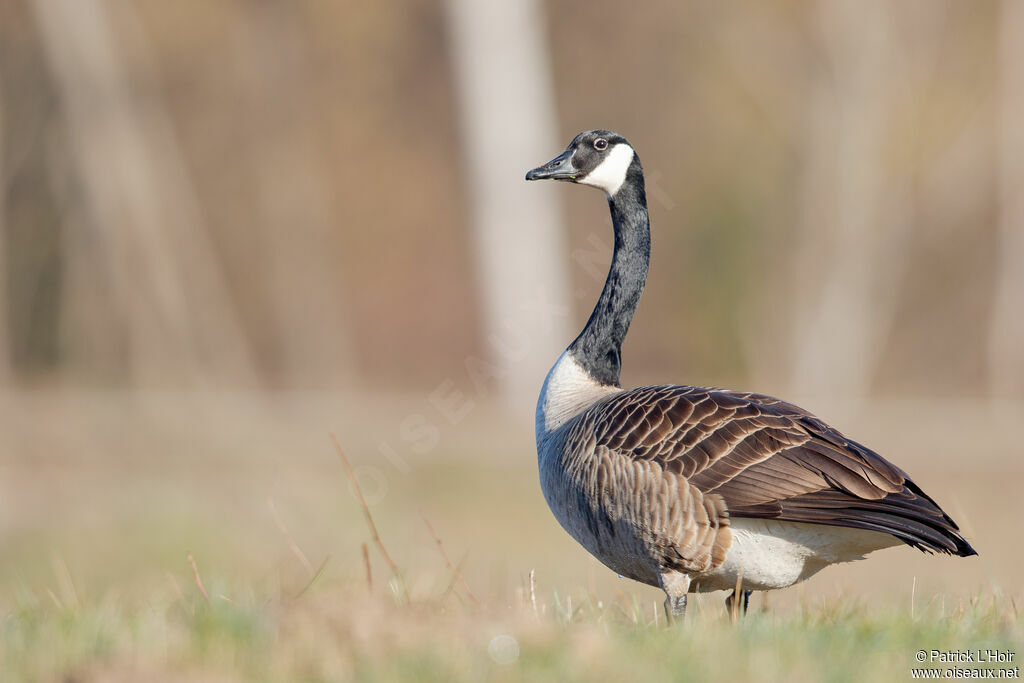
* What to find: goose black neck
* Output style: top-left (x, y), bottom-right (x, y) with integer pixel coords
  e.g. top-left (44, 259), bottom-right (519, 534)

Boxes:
top-left (568, 159), bottom-right (650, 387)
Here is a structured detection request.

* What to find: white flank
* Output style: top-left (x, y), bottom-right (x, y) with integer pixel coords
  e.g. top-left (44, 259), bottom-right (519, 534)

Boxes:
top-left (578, 144), bottom-right (635, 196)
top-left (536, 351), bottom-right (620, 436)
top-left (692, 518), bottom-right (901, 592)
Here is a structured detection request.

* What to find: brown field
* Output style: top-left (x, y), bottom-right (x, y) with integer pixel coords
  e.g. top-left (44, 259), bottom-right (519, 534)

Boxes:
top-left (1, 389), bottom-right (1020, 681)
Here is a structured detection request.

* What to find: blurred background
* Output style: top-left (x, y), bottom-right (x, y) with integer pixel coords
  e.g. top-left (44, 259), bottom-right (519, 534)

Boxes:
top-left (0, 0), bottom-right (1021, 617)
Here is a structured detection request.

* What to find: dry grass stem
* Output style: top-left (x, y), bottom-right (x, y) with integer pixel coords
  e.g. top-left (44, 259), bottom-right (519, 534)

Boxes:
top-left (331, 434), bottom-right (407, 604)
top-left (730, 569), bottom-right (745, 623)
top-left (187, 553), bottom-right (211, 604)
top-left (423, 517), bottom-right (480, 607)
top-left (50, 552), bottom-right (80, 611)
top-left (166, 572), bottom-right (186, 604)
top-left (268, 495), bottom-right (314, 575)
top-left (45, 589), bottom-right (63, 610)
top-left (362, 543), bottom-right (373, 593)
top-left (439, 553), bottom-right (470, 603)
top-left (330, 434), bottom-right (401, 578)
top-left (293, 555), bottom-right (331, 599)
top-left (530, 569), bottom-right (538, 618)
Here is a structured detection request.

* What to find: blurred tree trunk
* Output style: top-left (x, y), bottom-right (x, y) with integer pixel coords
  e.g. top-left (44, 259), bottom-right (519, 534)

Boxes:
top-left (787, 1), bottom-right (924, 403)
top-left (444, 0), bottom-right (572, 406)
top-left (990, 0), bottom-right (1024, 399)
top-left (231, 3), bottom-right (356, 389)
top-left (29, 0), bottom-right (257, 388)
top-left (0, 83), bottom-right (9, 383)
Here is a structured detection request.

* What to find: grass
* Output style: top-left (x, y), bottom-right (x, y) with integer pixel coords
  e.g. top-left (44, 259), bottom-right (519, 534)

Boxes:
top-left (2, 575), bottom-right (1020, 682)
top-left (1, 390), bottom-right (1021, 682)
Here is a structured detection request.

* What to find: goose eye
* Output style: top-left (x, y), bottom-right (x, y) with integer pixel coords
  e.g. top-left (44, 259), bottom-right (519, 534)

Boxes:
top-left (594, 138), bottom-right (608, 151)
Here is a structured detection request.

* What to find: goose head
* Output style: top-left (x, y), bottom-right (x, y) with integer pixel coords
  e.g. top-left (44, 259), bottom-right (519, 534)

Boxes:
top-left (526, 130), bottom-right (637, 196)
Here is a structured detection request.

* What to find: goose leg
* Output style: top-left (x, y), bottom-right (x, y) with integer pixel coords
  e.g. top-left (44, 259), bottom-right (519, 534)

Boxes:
top-left (658, 571), bottom-right (691, 625)
top-left (665, 594), bottom-right (687, 622)
top-left (725, 589), bottom-right (753, 616)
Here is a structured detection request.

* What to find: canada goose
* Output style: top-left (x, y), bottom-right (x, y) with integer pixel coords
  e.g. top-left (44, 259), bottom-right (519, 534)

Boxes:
top-left (525, 130), bottom-right (977, 622)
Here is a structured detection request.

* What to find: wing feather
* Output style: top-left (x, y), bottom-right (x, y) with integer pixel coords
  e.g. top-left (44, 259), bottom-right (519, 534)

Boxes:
top-left (577, 385), bottom-right (976, 557)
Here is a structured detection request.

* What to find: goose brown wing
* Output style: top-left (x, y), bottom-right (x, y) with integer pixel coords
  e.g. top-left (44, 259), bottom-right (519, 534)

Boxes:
top-left (582, 385), bottom-right (976, 556)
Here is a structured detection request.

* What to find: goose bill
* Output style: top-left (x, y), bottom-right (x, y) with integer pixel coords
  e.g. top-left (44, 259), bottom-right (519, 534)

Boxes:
top-left (525, 149), bottom-right (578, 181)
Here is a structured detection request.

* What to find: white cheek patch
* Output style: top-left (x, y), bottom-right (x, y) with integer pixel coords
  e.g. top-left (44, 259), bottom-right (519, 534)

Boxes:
top-left (578, 144), bottom-right (635, 196)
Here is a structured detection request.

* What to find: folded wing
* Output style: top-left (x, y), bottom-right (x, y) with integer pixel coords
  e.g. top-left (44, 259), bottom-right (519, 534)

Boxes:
top-left (579, 385), bottom-right (976, 556)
